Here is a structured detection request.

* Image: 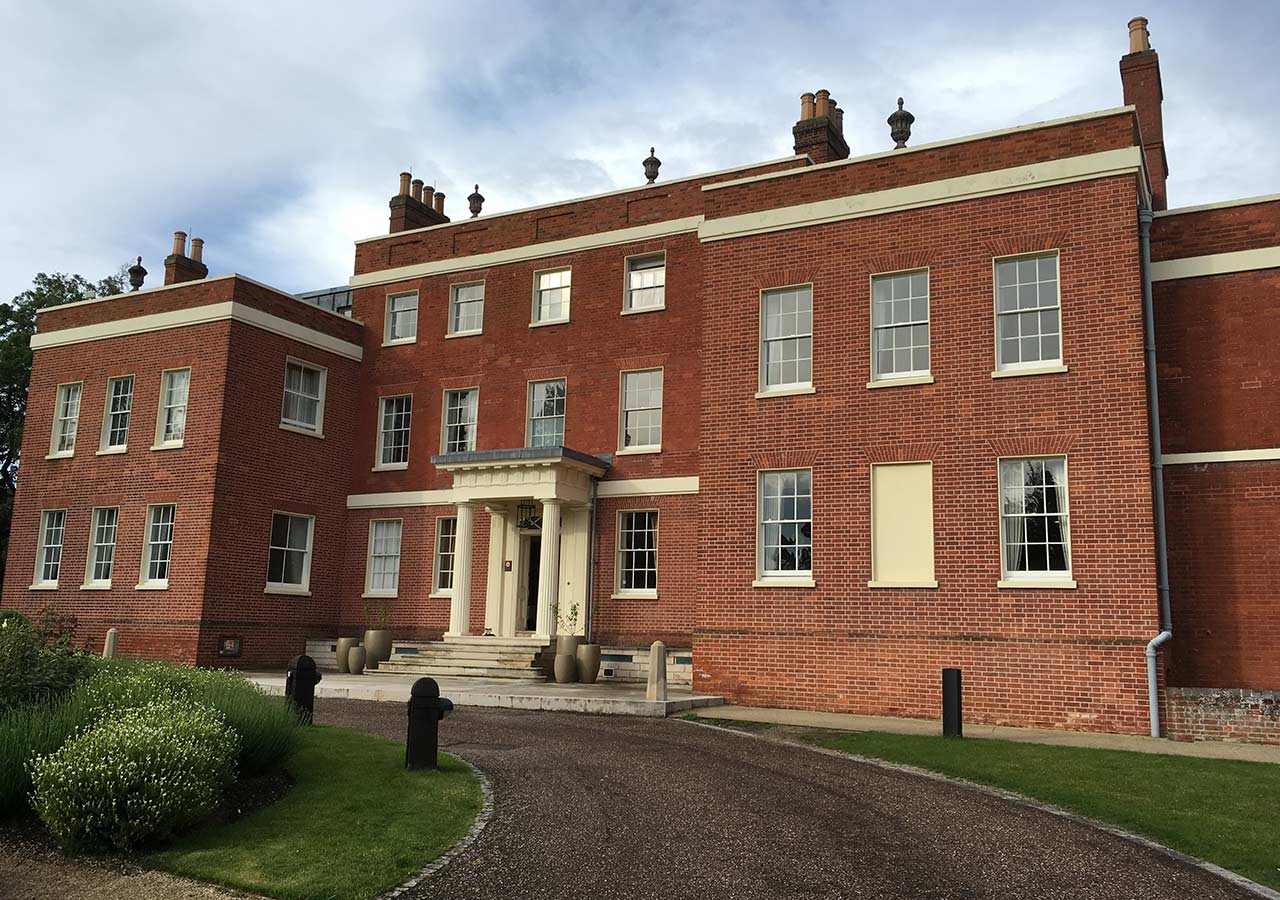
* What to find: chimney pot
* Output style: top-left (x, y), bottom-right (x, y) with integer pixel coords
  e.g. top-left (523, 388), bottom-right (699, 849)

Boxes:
top-left (433, 191), bottom-right (445, 214)
top-left (800, 92), bottom-right (815, 121)
top-left (831, 103), bottom-right (844, 136)
top-left (190, 237), bottom-right (204, 264)
top-left (411, 178), bottom-right (424, 202)
top-left (398, 172), bottom-right (412, 197)
top-left (1128, 16), bottom-right (1150, 53)
top-left (814, 89), bottom-right (831, 118)
top-left (172, 231), bottom-right (187, 257)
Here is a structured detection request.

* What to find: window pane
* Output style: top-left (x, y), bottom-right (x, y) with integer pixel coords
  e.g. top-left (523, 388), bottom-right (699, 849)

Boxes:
top-left (760, 469), bottom-right (812, 575)
top-left (996, 254), bottom-right (1061, 369)
top-left (999, 458), bottom-right (1070, 577)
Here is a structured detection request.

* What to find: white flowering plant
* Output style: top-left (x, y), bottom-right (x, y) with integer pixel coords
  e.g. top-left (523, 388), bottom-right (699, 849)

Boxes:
top-left (29, 698), bottom-right (239, 851)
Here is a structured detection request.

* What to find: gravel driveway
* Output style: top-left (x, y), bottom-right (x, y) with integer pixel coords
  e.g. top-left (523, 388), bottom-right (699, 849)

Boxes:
top-left (317, 699), bottom-right (1258, 900)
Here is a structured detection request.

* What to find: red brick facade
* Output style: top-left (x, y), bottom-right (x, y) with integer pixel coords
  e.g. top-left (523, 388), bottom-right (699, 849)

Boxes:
top-left (4, 23), bottom-right (1279, 739)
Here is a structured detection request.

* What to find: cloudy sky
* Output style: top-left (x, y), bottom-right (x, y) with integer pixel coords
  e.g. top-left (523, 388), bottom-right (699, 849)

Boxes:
top-left (2, 1), bottom-right (1276, 299)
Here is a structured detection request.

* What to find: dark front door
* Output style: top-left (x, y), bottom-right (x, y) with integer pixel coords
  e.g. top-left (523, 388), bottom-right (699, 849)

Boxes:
top-left (524, 536), bottom-right (541, 631)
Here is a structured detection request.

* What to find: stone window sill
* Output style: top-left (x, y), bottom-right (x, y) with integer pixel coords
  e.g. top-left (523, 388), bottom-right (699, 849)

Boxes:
top-left (997, 578), bottom-right (1077, 590)
top-left (866, 375), bottom-right (934, 389)
top-left (751, 576), bottom-right (816, 588)
top-left (867, 579), bottom-right (938, 589)
top-left (755, 385), bottom-right (816, 399)
top-left (991, 364), bottom-right (1069, 379)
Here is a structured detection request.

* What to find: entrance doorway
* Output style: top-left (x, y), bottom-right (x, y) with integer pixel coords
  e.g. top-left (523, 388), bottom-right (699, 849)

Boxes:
top-left (521, 535), bottom-right (541, 631)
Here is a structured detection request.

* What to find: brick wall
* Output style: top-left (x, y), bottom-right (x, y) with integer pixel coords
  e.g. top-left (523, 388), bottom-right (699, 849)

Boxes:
top-left (1151, 198), bottom-right (1280, 261)
top-left (0, 319), bottom-right (232, 662)
top-left (694, 174), bottom-right (1162, 733)
top-left (196, 320), bottom-right (361, 667)
top-left (1162, 462), bottom-right (1280, 690)
top-left (347, 230), bottom-right (703, 497)
top-left (1166, 687), bottom-right (1280, 744)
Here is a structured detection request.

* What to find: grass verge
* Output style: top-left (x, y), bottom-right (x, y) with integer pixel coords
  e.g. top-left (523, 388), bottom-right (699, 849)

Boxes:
top-left (793, 727), bottom-right (1280, 890)
top-left (149, 725), bottom-right (482, 900)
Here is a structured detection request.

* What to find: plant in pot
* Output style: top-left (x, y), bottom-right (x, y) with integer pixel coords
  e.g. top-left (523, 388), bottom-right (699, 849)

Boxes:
top-left (553, 602), bottom-right (582, 684)
top-left (362, 600), bottom-right (393, 671)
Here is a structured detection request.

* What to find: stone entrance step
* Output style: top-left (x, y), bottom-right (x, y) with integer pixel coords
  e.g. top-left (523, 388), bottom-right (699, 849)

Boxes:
top-left (381, 637), bottom-right (551, 681)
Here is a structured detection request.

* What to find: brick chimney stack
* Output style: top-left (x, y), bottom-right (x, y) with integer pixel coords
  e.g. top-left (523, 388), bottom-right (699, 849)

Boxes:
top-left (1119, 16), bottom-right (1169, 210)
top-left (163, 231), bottom-right (209, 286)
top-left (793, 89), bottom-right (850, 164)
top-left (389, 171), bottom-right (450, 233)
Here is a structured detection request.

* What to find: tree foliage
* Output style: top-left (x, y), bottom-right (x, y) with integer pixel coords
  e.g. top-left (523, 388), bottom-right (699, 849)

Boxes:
top-left (0, 268), bottom-right (126, 580)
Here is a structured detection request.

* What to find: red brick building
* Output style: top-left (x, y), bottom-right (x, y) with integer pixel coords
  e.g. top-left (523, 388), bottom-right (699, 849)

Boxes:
top-left (5, 18), bottom-right (1277, 741)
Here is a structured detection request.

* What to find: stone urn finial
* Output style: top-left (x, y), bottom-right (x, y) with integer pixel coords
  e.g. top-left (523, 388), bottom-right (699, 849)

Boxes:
top-left (643, 147), bottom-right (661, 184)
top-left (888, 97), bottom-right (915, 149)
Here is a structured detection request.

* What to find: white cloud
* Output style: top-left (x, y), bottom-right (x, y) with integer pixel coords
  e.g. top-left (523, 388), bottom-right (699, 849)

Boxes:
top-left (1, 1), bottom-right (1276, 297)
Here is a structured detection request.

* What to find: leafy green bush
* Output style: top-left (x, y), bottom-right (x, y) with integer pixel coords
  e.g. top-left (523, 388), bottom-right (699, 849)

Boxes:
top-left (0, 660), bottom-right (296, 816)
top-left (0, 610), bottom-right (30, 629)
top-left (30, 699), bottom-right (239, 850)
top-left (0, 611), bottom-right (95, 715)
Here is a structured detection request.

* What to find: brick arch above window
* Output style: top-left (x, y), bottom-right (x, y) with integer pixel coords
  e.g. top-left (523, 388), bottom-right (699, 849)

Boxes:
top-left (864, 250), bottom-right (934, 276)
top-left (985, 433), bottom-right (1080, 457)
top-left (861, 441), bottom-right (944, 465)
top-left (613, 353), bottom-right (668, 370)
top-left (747, 267), bottom-right (819, 291)
top-left (749, 449), bottom-right (819, 469)
top-left (981, 229), bottom-right (1070, 259)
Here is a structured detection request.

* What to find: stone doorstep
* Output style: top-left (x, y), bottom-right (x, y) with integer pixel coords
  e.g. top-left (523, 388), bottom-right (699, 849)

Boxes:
top-left (245, 672), bottom-right (724, 719)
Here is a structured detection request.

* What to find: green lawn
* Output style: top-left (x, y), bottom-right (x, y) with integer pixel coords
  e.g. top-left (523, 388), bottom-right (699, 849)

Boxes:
top-left (799, 728), bottom-right (1280, 890)
top-left (149, 725), bottom-right (482, 900)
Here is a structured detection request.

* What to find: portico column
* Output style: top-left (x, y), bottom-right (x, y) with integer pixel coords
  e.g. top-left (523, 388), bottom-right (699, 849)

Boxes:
top-left (446, 502), bottom-right (476, 637)
top-left (534, 499), bottom-right (562, 638)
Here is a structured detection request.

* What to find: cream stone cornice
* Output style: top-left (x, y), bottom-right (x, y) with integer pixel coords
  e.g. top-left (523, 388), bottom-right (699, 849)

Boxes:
top-left (345, 475), bottom-right (700, 509)
top-left (1150, 247), bottom-right (1280, 282)
top-left (30, 300), bottom-right (364, 361)
top-left (698, 147), bottom-right (1145, 243)
top-left (348, 216), bottom-right (703, 290)
top-left (1154, 193), bottom-right (1280, 217)
top-left (1163, 448), bottom-right (1280, 465)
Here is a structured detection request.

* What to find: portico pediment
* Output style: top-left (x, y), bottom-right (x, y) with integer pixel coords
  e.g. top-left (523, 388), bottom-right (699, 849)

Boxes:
top-left (431, 446), bottom-right (611, 506)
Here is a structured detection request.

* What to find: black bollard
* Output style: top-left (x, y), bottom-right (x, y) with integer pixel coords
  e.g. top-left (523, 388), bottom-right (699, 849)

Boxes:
top-left (406, 677), bottom-right (454, 770)
top-left (285, 654), bottom-right (322, 724)
top-left (942, 667), bottom-right (962, 738)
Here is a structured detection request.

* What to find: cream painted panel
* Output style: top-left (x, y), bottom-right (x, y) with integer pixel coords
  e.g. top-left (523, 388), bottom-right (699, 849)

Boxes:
top-left (557, 508), bottom-right (589, 636)
top-left (871, 462), bottom-right (935, 583)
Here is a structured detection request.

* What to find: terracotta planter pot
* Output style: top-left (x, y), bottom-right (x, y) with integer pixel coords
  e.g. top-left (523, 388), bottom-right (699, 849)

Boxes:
top-left (576, 643), bottom-right (601, 684)
top-left (347, 646), bottom-right (367, 676)
top-left (363, 629), bottom-right (392, 670)
top-left (335, 637), bottom-right (359, 674)
top-left (553, 653), bottom-right (578, 684)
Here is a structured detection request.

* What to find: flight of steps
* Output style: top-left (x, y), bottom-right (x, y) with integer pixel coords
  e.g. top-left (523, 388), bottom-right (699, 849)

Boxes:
top-left (376, 634), bottom-right (552, 680)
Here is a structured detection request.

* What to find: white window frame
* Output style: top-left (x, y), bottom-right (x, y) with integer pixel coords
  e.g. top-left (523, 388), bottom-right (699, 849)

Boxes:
top-left (993, 250), bottom-right (1063, 374)
top-left (48, 382), bottom-right (82, 458)
top-left (870, 268), bottom-right (931, 383)
top-left (265, 511), bottom-right (315, 595)
top-left (98, 375), bottom-right (135, 453)
top-left (384, 291), bottom-right (419, 345)
top-left (153, 368), bottom-right (190, 450)
top-left (531, 267), bottom-right (571, 326)
top-left (618, 368), bottom-right (663, 453)
top-left (364, 518), bottom-right (403, 598)
top-left (526, 378), bottom-right (566, 449)
top-left (83, 506), bottom-right (119, 588)
top-left (754, 468), bottom-right (815, 587)
top-left (757, 284), bottom-right (814, 397)
top-left (139, 503), bottom-right (176, 589)
top-left (623, 252), bottom-right (666, 314)
top-left (279, 357), bottom-right (327, 437)
top-left (432, 516), bottom-right (457, 597)
top-left (997, 456), bottom-right (1075, 588)
top-left (613, 509), bottom-right (659, 599)
top-left (447, 281), bottom-right (485, 337)
top-left (32, 509), bottom-right (66, 588)
top-left (375, 394), bottom-right (413, 471)
top-left (441, 388), bottom-right (479, 454)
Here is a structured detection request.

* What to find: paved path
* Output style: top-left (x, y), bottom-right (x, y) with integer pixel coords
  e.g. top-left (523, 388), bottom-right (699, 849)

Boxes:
top-left (0, 843), bottom-right (255, 900)
top-left (317, 699), bottom-right (1260, 900)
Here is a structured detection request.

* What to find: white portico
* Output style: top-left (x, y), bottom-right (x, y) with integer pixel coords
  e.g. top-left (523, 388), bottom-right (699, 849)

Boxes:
top-left (430, 447), bottom-right (610, 641)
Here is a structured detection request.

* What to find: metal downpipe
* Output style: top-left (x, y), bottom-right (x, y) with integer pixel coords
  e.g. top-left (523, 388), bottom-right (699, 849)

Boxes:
top-left (1139, 206), bottom-right (1174, 737)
